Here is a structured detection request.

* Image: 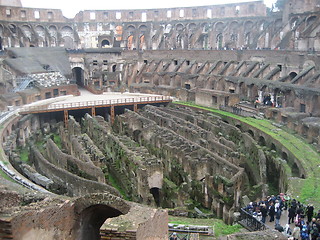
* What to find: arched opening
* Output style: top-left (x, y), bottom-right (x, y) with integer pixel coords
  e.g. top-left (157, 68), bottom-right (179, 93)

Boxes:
top-left (291, 162), bottom-right (300, 178)
top-left (101, 39), bottom-right (110, 48)
top-left (72, 67), bottom-right (84, 86)
top-left (258, 136), bottom-right (266, 146)
top-left (248, 130), bottom-right (254, 138)
top-left (112, 65), bottom-right (117, 72)
top-left (133, 129), bottom-right (141, 143)
top-left (236, 124), bottom-right (242, 131)
top-left (282, 151), bottom-right (288, 161)
top-left (78, 204), bottom-right (123, 240)
top-left (271, 143), bottom-right (276, 151)
top-left (307, 16), bottom-right (317, 26)
top-left (216, 33), bottom-right (223, 49)
top-left (289, 72), bottom-right (297, 80)
top-left (150, 187), bottom-right (160, 207)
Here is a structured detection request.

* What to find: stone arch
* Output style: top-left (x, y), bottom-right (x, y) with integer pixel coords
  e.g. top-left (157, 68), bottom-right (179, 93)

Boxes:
top-left (258, 136), bottom-right (266, 146)
top-left (230, 21), bottom-right (238, 32)
top-left (72, 67), bottom-right (84, 86)
top-left (282, 151), bottom-right (288, 161)
top-left (49, 25), bottom-right (58, 38)
top-left (126, 25), bottom-right (136, 36)
top-left (247, 129), bottom-right (254, 137)
top-left (175, 23), bottom-right (184, 32)
top-left (201, 22), bottom-right (209, 32)
top-left (244, 21), bottom-right (253, 32)
top-left (72, 194), bottom-right (130, 240)
top-left (8, 23), bottom-right (17, 34)
top-left (138, 24), bottom-right (147, 34)
top-left (62, 36), bottom-right (74, 49)
top-left (78, 204), bottom-right (123, 240)
top-left (235, 124), bottom-right (242, 131)
top-left (214, 22), bottom-right (224, 32)
top-left (35, 25), bottom-right (45, 38)
top-left (216, 33), bottom-right (223, 49)
top-left (270, 143), bottom-right (276, 151)
top-left (289, 71), bottom-right (297, 80)
top-left (101, 39), bottom-right (111, 48)
top-left (306, 15), bottom-right (317, 26)
top-left (21, 24), bottom-right (32, 39)
top-left (188, 23), bottom-right (197, 33)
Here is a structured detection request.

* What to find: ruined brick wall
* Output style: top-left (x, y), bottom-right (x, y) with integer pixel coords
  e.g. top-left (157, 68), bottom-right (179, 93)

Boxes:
top-left (46, 139), bottom-right (105, 183)
top-left (30, 146), bottom-right (120, 197)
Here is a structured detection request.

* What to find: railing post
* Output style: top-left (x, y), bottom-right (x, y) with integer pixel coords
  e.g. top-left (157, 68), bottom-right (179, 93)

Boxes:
top-left (110, 105), bottom-right (115, 124)
top-left (64, 110), bottom-right (68, 128)
top-left (134, 103), bottom-right (138, 112)
top-left (91, 107), bottom-right (96, 117)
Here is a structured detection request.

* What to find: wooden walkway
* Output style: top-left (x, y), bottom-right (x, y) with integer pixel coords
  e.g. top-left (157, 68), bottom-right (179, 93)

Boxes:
top-left (19, 96), bottom-right (172, 125)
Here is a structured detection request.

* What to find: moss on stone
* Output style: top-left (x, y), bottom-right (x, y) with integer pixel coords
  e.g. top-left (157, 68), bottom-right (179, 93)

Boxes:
top-left (175, 101), bottom-right (320, 209)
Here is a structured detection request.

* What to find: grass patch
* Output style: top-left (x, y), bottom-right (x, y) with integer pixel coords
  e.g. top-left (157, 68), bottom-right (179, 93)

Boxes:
top-left (19, 148), bottom-right (29, 163)
top-left (52, 133), bottom-right (63, 149)
top-left (213, 220), bottom-right (243, 237)
top-left (0, 168), bottom-right (13, 182)
top-left (107, 174), bottom-right (130, 201)
top-left (175, 102), bottom-right (320, 209)
top-left (169, 216), bottom-right (243, 237)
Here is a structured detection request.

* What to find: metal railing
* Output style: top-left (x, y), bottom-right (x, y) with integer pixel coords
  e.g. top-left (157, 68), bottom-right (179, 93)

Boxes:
top-left (20, 96), bottom-right (172, 113)
top-left (238, 208), bottom-right (269, 231)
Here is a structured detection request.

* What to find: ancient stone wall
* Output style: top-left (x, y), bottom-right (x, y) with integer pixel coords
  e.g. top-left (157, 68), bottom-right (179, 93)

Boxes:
top-left (30, 146), bottom-right (120, 197)
top-left (81, 114), bottom-right (160, 205)
top-left (115, 107), bottom-right (244, 223)
top-left (46, 139), bottom-right (105, 183)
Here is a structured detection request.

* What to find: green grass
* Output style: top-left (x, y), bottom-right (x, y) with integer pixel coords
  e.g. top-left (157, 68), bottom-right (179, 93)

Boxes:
top-left (19, 148), bottom-right (29, 163)
top-left (0, 168), bottom-right (13, 182)
top-left (52, 133), bottom-right (63, 149)
top-left (213, 220), bottom-right (243, 237)
top-left (174, 102), bottom-right (320, 208)
top-left (169, 216), bottom-right (243, 237)
top-left (107, 174), bottom-right (130, 201)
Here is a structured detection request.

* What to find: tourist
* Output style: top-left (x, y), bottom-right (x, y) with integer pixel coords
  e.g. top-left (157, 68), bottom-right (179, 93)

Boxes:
top-left (310, 223), bottom-right (319, 240)
top-left (275, 207), bottom-right (282, 227)
top-left (260, 204), bottom-right (268, 224)
top-left (292, 224), bottom-right (300, 240)
top-left (269, 202), bottom-right (275, 222)
top-left (170, 232), bottom-right (178, 240)
top-left (288, 205), bottom-right (296, 224)
top-left (307, 204), bottom-right (314, 223)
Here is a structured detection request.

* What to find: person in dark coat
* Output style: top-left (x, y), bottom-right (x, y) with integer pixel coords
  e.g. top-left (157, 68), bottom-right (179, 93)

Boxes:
top-left (269, 202), bottom-right (275, 222)
top-left (288, 205), bottom-right (296, 224)
top-left (260, 204), bottom-right (268, 224)
top-left (307, 204), bottom-right (314, 223)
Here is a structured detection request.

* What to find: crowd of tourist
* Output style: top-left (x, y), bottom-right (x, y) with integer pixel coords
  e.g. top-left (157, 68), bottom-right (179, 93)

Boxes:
top-left (244, 193), bottom-right (320, 240)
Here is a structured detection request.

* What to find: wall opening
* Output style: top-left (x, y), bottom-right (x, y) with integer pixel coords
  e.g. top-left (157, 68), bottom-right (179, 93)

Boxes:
top-left (258, 136), bottom-right (266, 146)
top-left (185, 83), bottom-right (191, 90)
top-left (289, 72), bottom-right (297, 80)
top-left (72, 67), bottom-right (84, 86)
top-left (78, 204), bottom-right (123, 240)
top-left (150, 187), bottom-right (160, 207)
top-left (248, 130), bottom-right (254, 138)
top-left (101, 39), bottom-right (110, 48)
